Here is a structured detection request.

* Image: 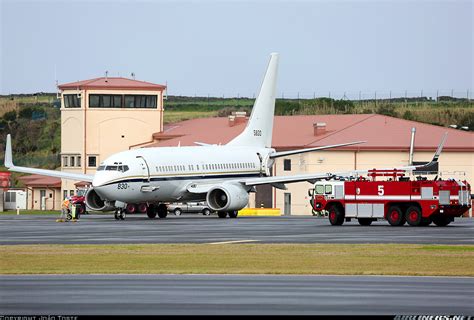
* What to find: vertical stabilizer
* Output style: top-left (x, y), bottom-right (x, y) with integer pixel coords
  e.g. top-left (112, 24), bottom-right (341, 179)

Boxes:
top-left (5, 134), bottom-right (13, 168)
top-left (227, 53), bottom-right (279, 148)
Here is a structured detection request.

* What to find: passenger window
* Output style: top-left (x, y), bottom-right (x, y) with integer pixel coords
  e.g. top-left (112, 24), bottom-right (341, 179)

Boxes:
top-left (325, 185), bottom-right (333, 194)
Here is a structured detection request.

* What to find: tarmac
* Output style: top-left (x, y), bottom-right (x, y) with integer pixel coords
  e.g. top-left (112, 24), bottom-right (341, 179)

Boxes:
top-left (1, 274), bottom-right (472, 315)
top-left (1, 214), bottom-right (473, 315)
top-left (0, 213), bottom-right (473, 245)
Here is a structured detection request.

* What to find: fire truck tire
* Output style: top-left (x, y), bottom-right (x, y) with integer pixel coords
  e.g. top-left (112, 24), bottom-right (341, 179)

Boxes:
top-left (387, 206), bottom-right (405, 226)
top-left (328, 205), bottom-right (344, 226)
top-left (405, 206), bottom-right (422, 226)
top-left (432, 215), bottom-right (451, 227)
top-left (358, 218), bottom-right (373, 226)
top-left (420, 218), bottom-right (431, 226)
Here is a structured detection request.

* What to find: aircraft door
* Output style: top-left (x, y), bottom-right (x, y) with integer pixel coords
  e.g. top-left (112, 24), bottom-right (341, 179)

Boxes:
top-left (257, 152), bottom-right (272, 177)
top-left (135, 156), bottom-right (151, 182)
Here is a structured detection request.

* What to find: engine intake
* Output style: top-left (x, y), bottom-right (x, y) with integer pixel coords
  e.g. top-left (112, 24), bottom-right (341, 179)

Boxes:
top-left (206, 184), bottom-right (249, 212)
top-left (85, 188), bottom-right (115, 212)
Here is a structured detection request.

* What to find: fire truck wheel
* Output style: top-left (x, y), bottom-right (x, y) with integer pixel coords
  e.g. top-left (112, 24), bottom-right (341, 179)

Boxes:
top-left (387, 206), bottom-right (405, 226)
top-left (358, 218), bottom-right (373, 226)
top-left (432, 215), bottom-right (451, 227)
top-left (405, 206), bottom-right (422, 226)
top-left (328, 205), bottom-right (344, 226)
top-left (419, 218), bottom-right (431, 226)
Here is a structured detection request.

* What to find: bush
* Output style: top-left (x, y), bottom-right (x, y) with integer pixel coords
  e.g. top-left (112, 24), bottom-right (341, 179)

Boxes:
top-left (3, 110), bottom-right (17, 122)
top-left (376, 104), bottom-right (397, 117)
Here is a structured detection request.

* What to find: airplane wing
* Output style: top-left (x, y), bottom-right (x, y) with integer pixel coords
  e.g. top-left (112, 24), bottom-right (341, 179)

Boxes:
top-left (242, 132), bottom-right (447, 189)
top-left (185, 133), bottom-right (446, 194)
top-left (4, 134), bottom-right (94, 182)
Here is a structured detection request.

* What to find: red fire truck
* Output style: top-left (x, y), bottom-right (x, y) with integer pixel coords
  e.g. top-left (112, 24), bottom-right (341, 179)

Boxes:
top-left (309, 169), bottom-right (471, 227)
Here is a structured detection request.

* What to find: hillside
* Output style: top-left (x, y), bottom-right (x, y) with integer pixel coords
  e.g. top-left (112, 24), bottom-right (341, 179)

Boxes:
top-left (0, 93), bottom-right (472, 181)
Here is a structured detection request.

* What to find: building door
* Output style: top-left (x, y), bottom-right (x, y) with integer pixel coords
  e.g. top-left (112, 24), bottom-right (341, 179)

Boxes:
top-left (255, 185), bottom-right (272, 208)
top-left (40, 190), bottom-right (46, 210)
top-left (284, 193), bottom-right (291, 216)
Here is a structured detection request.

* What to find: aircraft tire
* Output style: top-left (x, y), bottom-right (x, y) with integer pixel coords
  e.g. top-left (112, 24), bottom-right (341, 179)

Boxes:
top-left (228, 211), bottom-right (238, 218)
top-left (146, 205), bottom-right (157, 219)
top-left (217, 211), bottom-right (227, 218)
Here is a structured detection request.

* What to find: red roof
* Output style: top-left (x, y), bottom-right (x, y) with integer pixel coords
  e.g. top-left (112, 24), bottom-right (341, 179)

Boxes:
top-left (58, 77), bottom-right (166, 91)
top-left (18, 175), bottom-right (61, 188)
top-left (146, 114), bottom-right (473, 152)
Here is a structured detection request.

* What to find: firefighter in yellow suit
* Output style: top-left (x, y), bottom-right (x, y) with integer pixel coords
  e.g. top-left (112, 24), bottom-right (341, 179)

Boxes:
top-left (57, 197), bottom-right (71, 223)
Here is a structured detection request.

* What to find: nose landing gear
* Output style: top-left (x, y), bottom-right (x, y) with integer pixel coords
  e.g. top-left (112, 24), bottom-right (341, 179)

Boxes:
top-left (114, 208), bottom-right (126, 220)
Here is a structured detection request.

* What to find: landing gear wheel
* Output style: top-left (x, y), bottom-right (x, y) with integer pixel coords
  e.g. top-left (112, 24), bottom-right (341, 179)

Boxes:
top-left (202, 208), bottom-right (211, 216)
top-left (387, 206), bottom-right (405, 226)
top-left (328, 205), bottom-right (344, 226)
top-left (114, 210), bottom-right (120, 220)
top-left (119, 209), bottom-right (126, 220)
top-left (432, 215), bottom-right (451, 227)
top-left (174, 208), bottom-right (182, 216)
top-left (405, 206), bottom-right (422, 226)
top-left (146, 205), bottom-right (157, 219)
top-left (228, 211), bottom-right (238, 218)
top-left (217, 211), bottom-right (228, 218)
top-left (358, 218), bottom-right (373, 226)
top-left (157, 204), bottom-right (168, 218)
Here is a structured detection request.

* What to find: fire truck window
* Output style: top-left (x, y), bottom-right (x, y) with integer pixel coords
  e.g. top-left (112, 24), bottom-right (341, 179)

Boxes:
top-left (325, 185), bottom-right (332, 194)
top-left (315, 185), bottom-right (324, 195)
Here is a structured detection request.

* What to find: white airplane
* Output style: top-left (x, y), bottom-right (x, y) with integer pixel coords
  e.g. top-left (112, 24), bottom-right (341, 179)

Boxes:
top-left (4, 53), bottom-right (442, 220)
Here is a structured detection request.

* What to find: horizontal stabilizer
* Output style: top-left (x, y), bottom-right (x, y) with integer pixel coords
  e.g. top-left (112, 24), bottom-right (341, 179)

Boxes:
top-left (270, 141), bottom-right (366, 158)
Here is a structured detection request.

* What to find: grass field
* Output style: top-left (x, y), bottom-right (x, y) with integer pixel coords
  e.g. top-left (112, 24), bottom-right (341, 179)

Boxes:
top-left (1, 244), bottom-right (473, 276)
top-left (0, 210), bottom-right (59, 215)
top-left (163, 110), bottom-right (218, 124)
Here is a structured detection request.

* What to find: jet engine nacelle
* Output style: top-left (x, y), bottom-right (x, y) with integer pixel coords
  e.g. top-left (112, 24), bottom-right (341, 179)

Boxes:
top-left (84, 188), bottom-right (115, 212)
top-left (206, 183), bottom-right (249, 212)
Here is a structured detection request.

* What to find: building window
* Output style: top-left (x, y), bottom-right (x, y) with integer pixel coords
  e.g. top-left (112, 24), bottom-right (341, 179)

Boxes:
top-left (89, 95), bottom-right (123, 108)
top-left (77, 156), bottom-right (81, 167)
top-left (63, 190), bottom-right (68, 200)
top-left (63, 156), bottom-right (68, 167)
top-left (70, 190), bottom-right (75, 196)
top-left (124, 95), bottom-right (157, 108)
top-left (70, 156), bottom-right (75, 167)
top-left (63, 94), bottom-right (81, 108)
top-left (284, 159), bottom-right (291, 171)
top-left (88, 156), bottom-right (97, 167)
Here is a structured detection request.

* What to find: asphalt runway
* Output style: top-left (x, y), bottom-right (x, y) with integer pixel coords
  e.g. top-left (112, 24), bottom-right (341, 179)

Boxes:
top-left (1, 274), bottom-right (472, 315)
top-left (0, 214), bottom-right (473, 245)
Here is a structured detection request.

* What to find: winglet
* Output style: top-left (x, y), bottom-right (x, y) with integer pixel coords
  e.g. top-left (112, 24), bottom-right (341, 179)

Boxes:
top-left (5, 134), bottom-right (13, 168)
top-left (431, 132), bottom-right (448, 163)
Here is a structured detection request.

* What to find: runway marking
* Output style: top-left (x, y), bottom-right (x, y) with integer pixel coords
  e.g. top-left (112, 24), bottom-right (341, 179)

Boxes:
top-left (208, 239), bottom-right (259, 245)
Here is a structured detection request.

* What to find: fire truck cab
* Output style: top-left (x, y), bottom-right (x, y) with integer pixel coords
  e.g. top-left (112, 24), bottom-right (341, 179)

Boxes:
top-left (309, 169), bottom-right (471, 227)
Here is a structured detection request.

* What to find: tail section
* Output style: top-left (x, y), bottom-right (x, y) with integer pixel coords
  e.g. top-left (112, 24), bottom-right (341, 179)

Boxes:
top-left (5, 134), bottom-right (13, 168)
top-left (227, 53), bottom-right (279, 148)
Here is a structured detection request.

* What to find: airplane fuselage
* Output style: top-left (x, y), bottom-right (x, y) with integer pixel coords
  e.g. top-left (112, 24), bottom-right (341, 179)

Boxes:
top-left (93, 145), bottom-right (275, 204)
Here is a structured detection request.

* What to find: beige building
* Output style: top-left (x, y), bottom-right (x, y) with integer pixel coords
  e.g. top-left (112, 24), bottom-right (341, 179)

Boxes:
top-left (58, 77), bottom-right (166, 198)
top-left (17, 175), bottom-right (62, 210)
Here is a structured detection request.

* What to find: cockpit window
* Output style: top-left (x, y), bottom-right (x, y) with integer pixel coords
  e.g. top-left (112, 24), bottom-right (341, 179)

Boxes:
top-left (97, 165), bottom-right (106, 171)
top-left (106, 166), bottom-right (118, 171)
top-left (117, 165), bottom-right (130, 172)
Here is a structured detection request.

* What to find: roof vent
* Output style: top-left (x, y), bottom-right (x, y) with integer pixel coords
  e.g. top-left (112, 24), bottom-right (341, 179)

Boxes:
top-left (228, 111), bottom-right (248, 127)
top-left (105, 70), bottom-right (109, 82)
top-left (313, 122), bottom-right (327, 136)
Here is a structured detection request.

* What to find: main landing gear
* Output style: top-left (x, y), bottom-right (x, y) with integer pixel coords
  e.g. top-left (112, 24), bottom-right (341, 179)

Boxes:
top-left (146, 204), bottom-right (168, 219)
top-left (217, 211), bottom-right (239, 219)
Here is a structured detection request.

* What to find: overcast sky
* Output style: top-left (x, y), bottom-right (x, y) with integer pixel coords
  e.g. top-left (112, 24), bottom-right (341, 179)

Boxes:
top-left (1, 0), bottom-right (472, 97)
